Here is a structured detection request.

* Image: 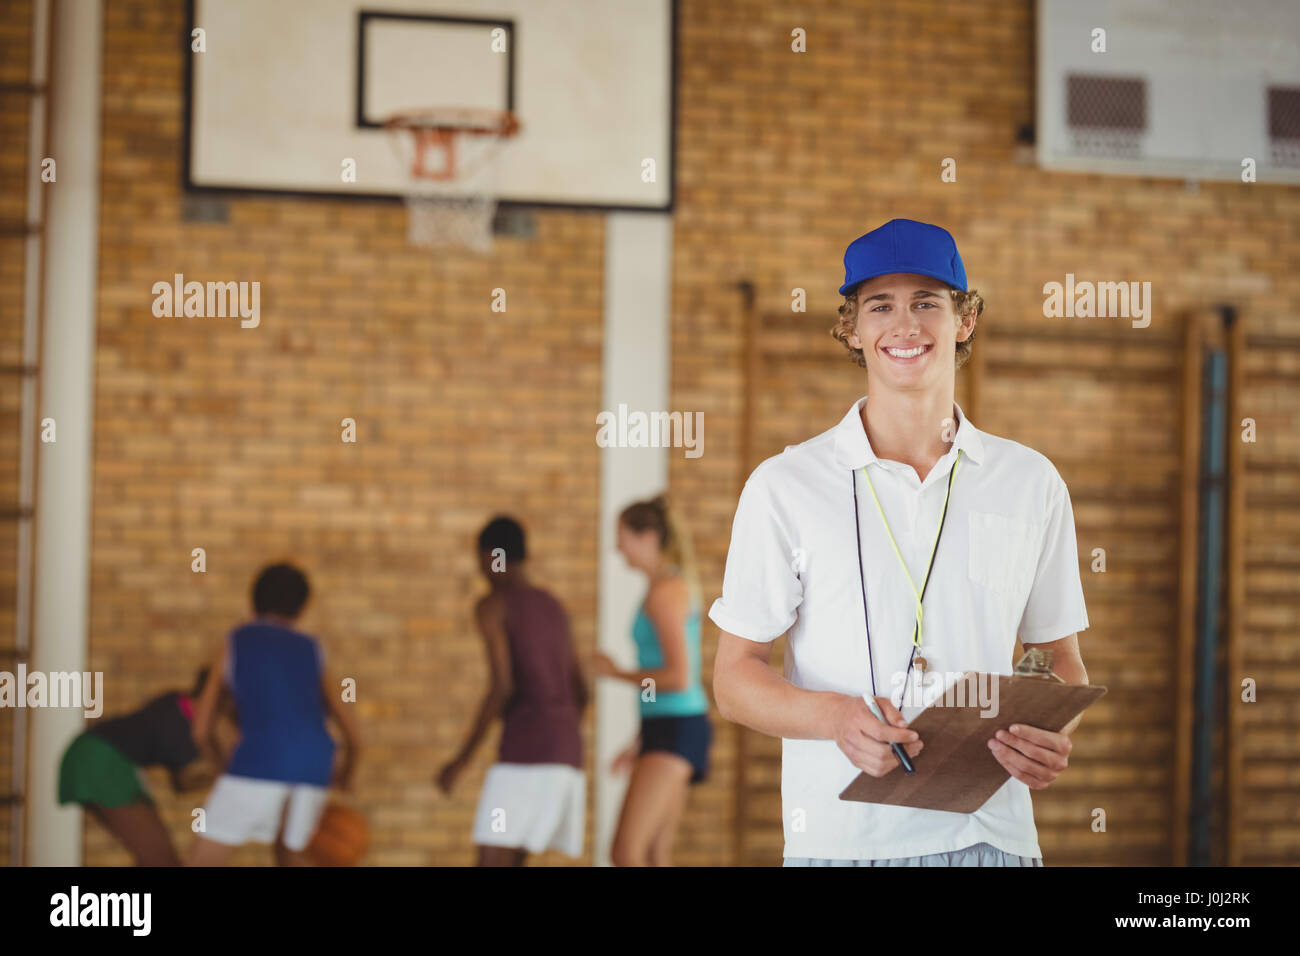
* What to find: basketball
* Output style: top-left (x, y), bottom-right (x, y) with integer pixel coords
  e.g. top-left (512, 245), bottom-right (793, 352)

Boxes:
top-left (307, 804), bottom-right (370, 867)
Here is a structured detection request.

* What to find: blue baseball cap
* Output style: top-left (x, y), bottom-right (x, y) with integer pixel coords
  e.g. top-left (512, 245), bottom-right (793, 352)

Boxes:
top-left (838, 219), bottom-right (967, 296)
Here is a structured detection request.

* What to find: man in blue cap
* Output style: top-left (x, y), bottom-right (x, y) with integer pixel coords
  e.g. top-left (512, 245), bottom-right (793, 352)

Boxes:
top-left (709, 219), bottom-right (1093, 865)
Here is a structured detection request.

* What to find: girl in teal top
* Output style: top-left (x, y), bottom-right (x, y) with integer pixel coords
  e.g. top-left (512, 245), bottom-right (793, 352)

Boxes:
top-left (594, 493), bottom-right (713, 866)
top-left (631, 605), bottom-right (708, 717)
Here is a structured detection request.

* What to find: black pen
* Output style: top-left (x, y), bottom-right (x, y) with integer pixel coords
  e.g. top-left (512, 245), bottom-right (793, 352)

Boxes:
top-left (863, 695), bottom-right (915, 774)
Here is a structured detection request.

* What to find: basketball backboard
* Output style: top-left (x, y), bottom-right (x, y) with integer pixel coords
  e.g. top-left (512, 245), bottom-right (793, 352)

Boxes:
top-left (184, 0), bottom-right (676, 210)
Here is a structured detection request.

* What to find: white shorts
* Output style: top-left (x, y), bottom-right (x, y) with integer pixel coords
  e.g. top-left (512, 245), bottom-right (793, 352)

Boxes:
top-left (201, 774), bottom-right (330, 851)
top-left (472, 763), bottom-right (586, 858)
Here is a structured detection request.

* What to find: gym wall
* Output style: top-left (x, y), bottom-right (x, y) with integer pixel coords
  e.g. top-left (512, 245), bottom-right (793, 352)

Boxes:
top-left (0, 0), bottom-right (1296, 866)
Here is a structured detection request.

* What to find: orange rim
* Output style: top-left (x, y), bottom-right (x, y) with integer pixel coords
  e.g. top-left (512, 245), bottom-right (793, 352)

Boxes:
top-left (384, 109), bottom-right (519, 181)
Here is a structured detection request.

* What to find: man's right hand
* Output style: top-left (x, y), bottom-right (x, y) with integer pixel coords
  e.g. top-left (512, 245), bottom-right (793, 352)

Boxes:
top-left (829, 694), bottom-right (923, 777)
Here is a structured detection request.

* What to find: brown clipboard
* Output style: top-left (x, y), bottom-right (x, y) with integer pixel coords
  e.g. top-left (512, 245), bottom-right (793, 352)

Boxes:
top-left (838, 672), bottom-right (1107, 813)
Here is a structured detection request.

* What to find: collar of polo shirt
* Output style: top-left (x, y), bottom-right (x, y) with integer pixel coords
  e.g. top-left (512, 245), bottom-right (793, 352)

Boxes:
top-left (832, 396), bottom-right (986, 472)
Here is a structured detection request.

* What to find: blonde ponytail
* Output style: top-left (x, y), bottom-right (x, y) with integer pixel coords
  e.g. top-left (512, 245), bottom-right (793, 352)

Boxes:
top-left (620, 493), bottom-right (701, 611)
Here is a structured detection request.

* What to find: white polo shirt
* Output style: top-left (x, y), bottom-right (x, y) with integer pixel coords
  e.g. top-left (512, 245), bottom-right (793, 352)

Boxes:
top-left (708, 396), bottom-right (1090, 860)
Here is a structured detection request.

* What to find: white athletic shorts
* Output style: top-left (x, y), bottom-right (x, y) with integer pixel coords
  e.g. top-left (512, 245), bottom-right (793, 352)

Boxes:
top-left (472, 763), bottom-right (586, 858)
top-left (202, 774), bottom-right (330, 851)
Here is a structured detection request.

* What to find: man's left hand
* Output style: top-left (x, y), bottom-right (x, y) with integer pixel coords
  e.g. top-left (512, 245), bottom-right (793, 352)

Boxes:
top-left (988, 723), bottom-right (1071, 789)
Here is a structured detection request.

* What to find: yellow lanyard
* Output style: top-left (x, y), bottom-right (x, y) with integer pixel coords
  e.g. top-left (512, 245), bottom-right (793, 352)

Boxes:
top-left (858, 448), bottom-right (961, 649)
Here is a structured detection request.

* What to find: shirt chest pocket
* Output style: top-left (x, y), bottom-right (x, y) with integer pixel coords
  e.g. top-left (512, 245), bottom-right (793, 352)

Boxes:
top-left (967, 511), bottom-right (1039, 598)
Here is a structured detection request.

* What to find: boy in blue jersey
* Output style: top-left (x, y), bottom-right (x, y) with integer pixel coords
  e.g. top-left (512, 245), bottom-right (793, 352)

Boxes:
top-left (187, 563), bottom-right (361, 866)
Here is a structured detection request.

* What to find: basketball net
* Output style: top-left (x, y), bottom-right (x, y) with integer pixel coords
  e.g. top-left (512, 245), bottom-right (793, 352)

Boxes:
top-left (384, 109), bottom-right (520, 254)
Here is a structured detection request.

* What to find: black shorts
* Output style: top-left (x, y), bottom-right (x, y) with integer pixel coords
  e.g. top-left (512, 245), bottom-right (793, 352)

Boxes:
top-left (640, 713), bottom-right (712, 784)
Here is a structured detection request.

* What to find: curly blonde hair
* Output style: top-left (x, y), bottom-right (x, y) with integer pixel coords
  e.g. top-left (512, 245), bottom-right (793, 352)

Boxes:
top-left (831, 285), bottom-right (984, 370)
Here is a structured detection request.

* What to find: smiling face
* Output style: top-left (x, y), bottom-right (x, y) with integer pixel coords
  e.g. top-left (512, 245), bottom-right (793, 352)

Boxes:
top-left (845, 273), bottom-right (976, 395)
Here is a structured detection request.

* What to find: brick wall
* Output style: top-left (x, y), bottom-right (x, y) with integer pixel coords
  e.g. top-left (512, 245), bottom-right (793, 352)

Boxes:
top-left (1239, 339), bottom-right (1300, 864)
top-left (1, 0), bottom-right (1296, 867)
top-left (0, 0), bottom-right (33, 867)
top-left (84, 0), bottom-right (604, 865)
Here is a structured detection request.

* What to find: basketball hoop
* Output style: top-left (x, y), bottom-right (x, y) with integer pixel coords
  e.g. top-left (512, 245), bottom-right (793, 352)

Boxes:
top-left (384, 108), bottom-right (520, 253)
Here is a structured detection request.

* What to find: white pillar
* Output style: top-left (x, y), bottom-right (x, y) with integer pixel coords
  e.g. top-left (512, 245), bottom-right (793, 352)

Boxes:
top-left (27, 0), bottom-right (102, 866)
top-left (595, 212), bottom-right (672, 866)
